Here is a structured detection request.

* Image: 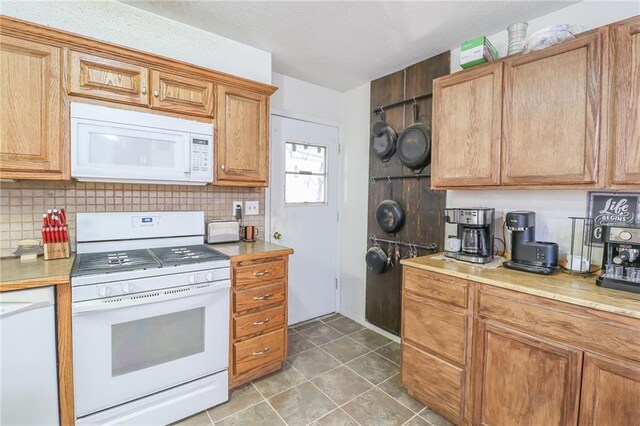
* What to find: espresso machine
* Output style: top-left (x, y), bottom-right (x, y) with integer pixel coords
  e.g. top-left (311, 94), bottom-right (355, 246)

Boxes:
top-left (596, 225), bottom-right (640, 293)
top-left (444, 207), bottom-right (495, 264)
top-left (503, 211), bottom-right (559, 275)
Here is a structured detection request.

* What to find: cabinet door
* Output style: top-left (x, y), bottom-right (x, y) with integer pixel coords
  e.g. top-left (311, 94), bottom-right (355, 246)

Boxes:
top-left (0, 36), bottom-right (67, 179)
top-left (502, 31), bottom-right (602, 185)
top-left (609, 16), bottom-right (640, 186)
top-left (579, 353), bottom-right (640, 426)
top-left (473, 322), bottom-right (582, 426)
top-left (150, 70), bottom-right (214, 117)
top-left (69, 51), bottom-right (149, 106)
top-left (432, 62), bottom-right (502, 188)
top-left (215, 85), bottom-right (268, 186)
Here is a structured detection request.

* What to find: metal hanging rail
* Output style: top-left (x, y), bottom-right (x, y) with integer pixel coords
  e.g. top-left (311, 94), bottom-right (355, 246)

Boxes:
top-left (372, 92), bottom-right (433, 115)
top-left (370, 234), bottom-right (438, 252)
top-left (370, 174), bottom-right (430, 183)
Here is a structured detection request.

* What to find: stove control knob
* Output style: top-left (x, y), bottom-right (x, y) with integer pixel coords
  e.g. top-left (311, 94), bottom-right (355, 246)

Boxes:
top-left (121, 282), bottom-right (134, 293)
top-left (619, 231), bottom-right (633, 241)
top-left (98, 285), bottom-right (111, 297)
top-left (188, 274), bottom-right (196, 284)
top-left (206, 272), bottom-right (214, 281)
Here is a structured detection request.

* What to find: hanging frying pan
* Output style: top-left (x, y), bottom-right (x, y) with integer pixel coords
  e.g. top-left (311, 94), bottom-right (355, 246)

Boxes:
top-left (397, 102), bottom-right (431, 173)
top-left (370, 110), bottom-right (397, 162)
top-left (365, 245), bottom-right (387, 273)
top-left (375, 178), bottom-right (405, 233)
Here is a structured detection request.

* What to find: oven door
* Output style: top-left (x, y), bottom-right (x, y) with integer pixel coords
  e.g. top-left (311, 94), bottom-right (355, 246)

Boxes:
top-left (72, 281), bottom-right (229, 418)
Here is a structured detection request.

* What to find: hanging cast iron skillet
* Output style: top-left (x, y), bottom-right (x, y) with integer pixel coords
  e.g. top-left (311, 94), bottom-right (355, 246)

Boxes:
top-left (397, 102), bottom-right (431, 173)
top-left (370, 111), bottom-right (397, 162)
top-left (375, 179), bottom-right (405, 233)
top-left (366, 246), bottom-right (388, 273)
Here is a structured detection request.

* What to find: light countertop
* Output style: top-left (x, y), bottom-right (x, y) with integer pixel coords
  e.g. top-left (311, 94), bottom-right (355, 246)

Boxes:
top-left (401, 254), bottom-right (640, 320)
top-left (207, 240), bottom-right (294, 262)
top-left (0, 255), bottom-right (75, 292)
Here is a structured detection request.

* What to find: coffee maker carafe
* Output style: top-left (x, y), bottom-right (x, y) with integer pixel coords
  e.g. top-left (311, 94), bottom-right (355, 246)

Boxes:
top-left (444, 207), bottom-right (494, 264)
top-left (597, 225), bottom-right (640, 294)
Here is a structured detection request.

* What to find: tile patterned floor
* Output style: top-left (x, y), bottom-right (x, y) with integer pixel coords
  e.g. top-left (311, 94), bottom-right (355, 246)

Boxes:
top-left (174, 313), bottom-right (453, 426)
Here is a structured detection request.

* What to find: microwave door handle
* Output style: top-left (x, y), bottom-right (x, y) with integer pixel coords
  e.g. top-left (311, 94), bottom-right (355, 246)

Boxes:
top-left (184, 136), bottom-right (192, 173)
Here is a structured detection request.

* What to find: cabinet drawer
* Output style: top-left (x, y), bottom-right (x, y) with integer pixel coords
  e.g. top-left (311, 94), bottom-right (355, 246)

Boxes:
top-left (234, 282), bottom-right (285, 313)
top-left (402, 342), bottom-right (464, 422)
top-left (404, 268), bottom-right (468, 308)
top-left (234, 305), bottom-right (285, 340)
top-left (234, 260), bottom-right (286, 288)
top-left (403, 294), bottom-right (467, 365)
top-left (69, 51), bottom-right (149, 105)
top-left (479, 287), bottom-right (640, 363)
top-left (234, 328), bottom-right (285, 377)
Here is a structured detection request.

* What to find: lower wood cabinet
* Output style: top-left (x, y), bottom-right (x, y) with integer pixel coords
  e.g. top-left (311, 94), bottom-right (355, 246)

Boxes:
top-left (472, 322), bottom-right (582, 426)
top-left (229, 254), bottom-right (289, 387)
top-left (579, 353), bottom-right (640, 426)
top-left (401, 265), bottom-right (640, 426)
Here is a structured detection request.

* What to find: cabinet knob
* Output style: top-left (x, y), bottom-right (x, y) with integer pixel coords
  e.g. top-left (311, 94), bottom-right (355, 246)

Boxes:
top-left (153, 89), bottom-right (159, 97)
top-left (221, 164), bottom-right (225, 171)
top-left (273, 231), bottom-right (282, 240)
top-left (141, 86), bottom-right (147, 95)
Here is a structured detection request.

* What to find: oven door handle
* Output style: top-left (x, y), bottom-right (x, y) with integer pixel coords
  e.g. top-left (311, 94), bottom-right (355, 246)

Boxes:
top-left (73, 281), bottom-right (230, 315)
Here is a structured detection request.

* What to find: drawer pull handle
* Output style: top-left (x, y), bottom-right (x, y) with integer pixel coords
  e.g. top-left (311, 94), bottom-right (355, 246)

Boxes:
top-left (253, 270), bottom-right (271, 277)
top-left (253, 294), bottom-right (272, 300)
top-left (252, 347), bottom-right (270, 356)
top-left (253, 318), bottom-right (271, 325)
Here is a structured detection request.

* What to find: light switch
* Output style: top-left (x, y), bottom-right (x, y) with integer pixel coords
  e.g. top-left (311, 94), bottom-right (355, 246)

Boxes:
top-left (245, 201), bottom-right (259, 216)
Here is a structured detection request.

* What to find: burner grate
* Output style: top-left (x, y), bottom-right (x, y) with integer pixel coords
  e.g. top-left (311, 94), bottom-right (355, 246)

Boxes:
top-left (151, 245), bottom-right (227, 266)
top-left (74, 249), bottom-right (160, 275)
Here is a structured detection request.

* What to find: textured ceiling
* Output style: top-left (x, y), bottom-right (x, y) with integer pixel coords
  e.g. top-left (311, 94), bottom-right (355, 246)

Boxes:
top-left (121, 1), bottom-right (577, 91)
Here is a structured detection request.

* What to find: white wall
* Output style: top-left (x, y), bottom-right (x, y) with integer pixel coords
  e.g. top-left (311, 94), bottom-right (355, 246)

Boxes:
top-left (0, 0), bottom-right (271, 84)
top-left (447, 1), bottom-right (639, 261)
top-left (338, 83), bottom-right (371, 323)
top-left (271, 73), bottom-right (341, 122)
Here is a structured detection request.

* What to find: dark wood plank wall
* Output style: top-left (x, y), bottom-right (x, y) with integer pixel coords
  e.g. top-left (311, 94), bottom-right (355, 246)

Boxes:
top-left (366, 52), bottom-right (450, 335)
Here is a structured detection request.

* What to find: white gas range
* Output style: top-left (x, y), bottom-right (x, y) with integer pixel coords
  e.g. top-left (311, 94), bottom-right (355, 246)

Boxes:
top-left (71, 212), bottom-right (230, 425)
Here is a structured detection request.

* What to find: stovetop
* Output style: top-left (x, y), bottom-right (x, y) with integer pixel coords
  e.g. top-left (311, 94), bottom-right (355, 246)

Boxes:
top-left (73, 244), bottom-right (228, 277)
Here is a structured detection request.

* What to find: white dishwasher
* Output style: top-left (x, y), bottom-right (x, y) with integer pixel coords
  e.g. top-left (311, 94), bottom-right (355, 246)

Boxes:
top-left (1, 286), bottom-right (60, 425)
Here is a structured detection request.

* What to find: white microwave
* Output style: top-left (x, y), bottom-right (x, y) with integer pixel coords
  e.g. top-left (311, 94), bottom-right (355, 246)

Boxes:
top-left (71, 103), bottom-right (213, 185)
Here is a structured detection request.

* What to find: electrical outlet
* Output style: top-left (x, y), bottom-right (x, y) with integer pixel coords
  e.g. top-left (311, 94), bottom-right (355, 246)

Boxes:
top-left (245, 201), bottom-right (259, 216)
top-left (232, 201), bottom-right (243, 217)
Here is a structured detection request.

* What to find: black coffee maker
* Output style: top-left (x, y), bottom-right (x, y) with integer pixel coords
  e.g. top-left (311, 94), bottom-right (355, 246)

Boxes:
top-left (503, 211), bottom-right (559, 275)
top-left (596, 225), bottom-right (640, 294)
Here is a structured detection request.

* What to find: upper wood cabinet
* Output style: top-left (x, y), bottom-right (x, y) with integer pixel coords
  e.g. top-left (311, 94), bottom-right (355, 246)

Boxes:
top-left (150, 70), bottom-right (215, 117)
top-left (215, 85), bottom-right (269, 187)
top-left (0, 36), bottom-right (68, 180)
top-left (608, 16), bottom-right (640, 187)
top-left (502, 31), bottom-right (603, 185)
top-left (69, 51), bottom-right (149, 106)
top-left (432, 62), bottom-right (502, 187)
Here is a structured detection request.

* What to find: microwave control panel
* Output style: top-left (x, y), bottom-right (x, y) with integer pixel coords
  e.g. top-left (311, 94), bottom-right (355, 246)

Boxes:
top-left (190, 136), bottom-right (213, 181)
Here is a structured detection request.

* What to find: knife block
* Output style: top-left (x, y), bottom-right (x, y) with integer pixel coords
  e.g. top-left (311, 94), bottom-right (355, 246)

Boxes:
top-left (44, 242), bottom-right (70, 260)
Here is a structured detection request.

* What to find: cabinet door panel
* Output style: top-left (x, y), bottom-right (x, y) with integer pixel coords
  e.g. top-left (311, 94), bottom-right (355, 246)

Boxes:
top-left (0, 36), bottom-right (66, 179)
top-left (579, 353), bottom-right (640, 426)
top-left (215, 85), bottom-right (268, 186)
top-left (150, 70), bottom-right (214, 117)
top-left (69, 51), bottom-right (149, 105)
top-left (609, 17), bottom-right (640, 186)
top-left (502, 32), bottom-right (602, 185)
top-left (432, 62), bottom-right (502, 187)
top-left (474, 323), bottom-right (582, 426)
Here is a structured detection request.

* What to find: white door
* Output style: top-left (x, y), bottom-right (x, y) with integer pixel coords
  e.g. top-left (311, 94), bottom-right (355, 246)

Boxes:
top-left (270, 115), bottom-right (339, 325)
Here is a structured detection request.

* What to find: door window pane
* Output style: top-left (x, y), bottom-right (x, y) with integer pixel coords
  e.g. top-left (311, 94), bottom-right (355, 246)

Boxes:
top-left (111, 307), bottom-right (204, 376)
top-left (285, 142), bottom-right (327, 204)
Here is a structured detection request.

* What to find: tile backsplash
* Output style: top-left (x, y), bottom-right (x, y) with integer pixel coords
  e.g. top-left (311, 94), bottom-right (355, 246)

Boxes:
top-left (0, 181), bottom-right (265, 257)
